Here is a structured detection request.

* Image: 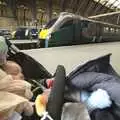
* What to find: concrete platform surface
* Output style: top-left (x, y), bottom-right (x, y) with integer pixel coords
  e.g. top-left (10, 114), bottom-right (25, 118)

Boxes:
top-left (10, 40), bottom-right (38, 44)
top-left (22, 42), bottom-right (120, 75)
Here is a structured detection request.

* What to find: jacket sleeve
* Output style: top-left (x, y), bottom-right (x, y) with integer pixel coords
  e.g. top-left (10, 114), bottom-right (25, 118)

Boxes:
top-left (0, 69), bottom-right (13, 90)
top-left (70, 72), bottom-right (100, 90)
top-left (69, 72), bottom-right (119, 90)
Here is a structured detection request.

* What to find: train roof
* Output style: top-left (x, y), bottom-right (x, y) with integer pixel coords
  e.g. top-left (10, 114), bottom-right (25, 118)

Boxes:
top-left (83, 17), bottom-right (120, 28)
top-left (59, 12), bottom-right (120, 28)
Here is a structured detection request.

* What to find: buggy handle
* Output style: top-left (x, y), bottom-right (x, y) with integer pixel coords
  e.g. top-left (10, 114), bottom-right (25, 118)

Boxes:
top-left (5, 39), bottom-right (20, 53)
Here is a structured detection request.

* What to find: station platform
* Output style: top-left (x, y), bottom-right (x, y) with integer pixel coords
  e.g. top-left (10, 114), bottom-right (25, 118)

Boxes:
top-left (22, 42), bottom-right (120, 75)
top-left (10, 40), bottom-right (38, 44)
top-left (10, 39), bottom-right (39, 49)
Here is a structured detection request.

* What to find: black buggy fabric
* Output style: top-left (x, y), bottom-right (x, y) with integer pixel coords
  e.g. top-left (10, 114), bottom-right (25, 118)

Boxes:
top-left (8, 52), bottom-right (52, 80)
top-left (67, 53), bottom-right (119, 81)
top-left (7, 49), bottom-right (120, 120)
top-left (90, 104), bottom-right (120, 120)
top-left (90, 108), bottom-right (115, 120)
top-left (66, 53), bottom-right (120, 120)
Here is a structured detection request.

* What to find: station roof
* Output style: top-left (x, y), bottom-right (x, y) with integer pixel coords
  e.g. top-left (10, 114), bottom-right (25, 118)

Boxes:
top-left (94, 0), bottom-right (120, 9)
top-left (10, 0), bottom-right (120, 25)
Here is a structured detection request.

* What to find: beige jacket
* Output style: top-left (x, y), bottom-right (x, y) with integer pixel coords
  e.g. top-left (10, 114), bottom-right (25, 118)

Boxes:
top-left (0, 69), bottom-right (33, 119)
top-left (0, 69), bottom-right (33, 99)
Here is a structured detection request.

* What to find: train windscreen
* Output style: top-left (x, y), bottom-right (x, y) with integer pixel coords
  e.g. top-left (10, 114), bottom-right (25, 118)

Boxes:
top-left (44, 18), bottom-right (57, 29)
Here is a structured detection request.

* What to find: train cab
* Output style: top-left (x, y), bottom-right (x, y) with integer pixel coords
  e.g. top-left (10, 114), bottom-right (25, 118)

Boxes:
top-left (39, 12), bottom-right (83, 47)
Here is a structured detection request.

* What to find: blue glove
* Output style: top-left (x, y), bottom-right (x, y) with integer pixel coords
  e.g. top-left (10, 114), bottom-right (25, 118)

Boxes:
top-left (86, 89), bottom-right (112, 112)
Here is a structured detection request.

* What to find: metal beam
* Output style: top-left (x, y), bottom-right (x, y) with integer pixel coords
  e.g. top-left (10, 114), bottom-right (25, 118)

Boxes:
top-left (113, 3), bottom-right (120, 10)
top-left (46, 0), bottom-right (52, 22)
top-left (94, 0), bottom-right (109, 14)
top-left (92, 0), bottom-right (102, 12)
top-left (75, 0), bottom-right (82, 14)
top-left (84, 0), bottom-right (94, 16)
top-left (6, 0), bottom-right (17, 18)
top-left (93, 3), bottom-right (103, 15)
top-left (84, 0), bottom-right (96, 16)
top-left (106, 0), bottom-right (118, 12)
top-left (60, 0), bottom-right (66, 12)
top-left (76, 0), bottom-right (86, 15)
top-left (108, 0), bottom-right (117, 8)
top-left (89, 10), bottom-right (120, 18)
top-left (88, 0), bottom-right (102, 16)
top-left (69, 0), bottom-right (74, 9)
top-left (31, 0), bottom-right (37, 20)
top-left (72, 0), bottom-right (79, 13)
top-left (82, 0), bottom-right (91, 16)
top-left (117, 14), bottom-right (120, 24)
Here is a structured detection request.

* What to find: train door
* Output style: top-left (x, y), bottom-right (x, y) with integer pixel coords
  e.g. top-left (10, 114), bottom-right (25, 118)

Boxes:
top-left (88, 22), bottom-right (97, 42)
top-left (49, 19), bottom-right (75, 46)
top-left (80, 20), bottom-right (89, 43)
top-left (114, 28), bottom-right (120, 41)
top-left (74, 19), bottom-right (82, 44)
top-left (81, 21), bottom-right (97, 43)
top-left (96, 23), bottom-right (102, 42)
top-left (102, 26), bottom-right (111, 42)
top-left (109, 28), bottom-right (116, 41)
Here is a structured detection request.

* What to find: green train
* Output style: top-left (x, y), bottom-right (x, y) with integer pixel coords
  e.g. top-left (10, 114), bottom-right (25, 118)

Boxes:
top-left (39, 12), bottom-right (120, 47)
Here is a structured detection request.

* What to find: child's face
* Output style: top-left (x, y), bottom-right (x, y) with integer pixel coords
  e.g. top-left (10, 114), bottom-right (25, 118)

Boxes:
top-left (12, 71), bottom-right (24, 80)
top-left (3, 61), bottom-right (24, 80)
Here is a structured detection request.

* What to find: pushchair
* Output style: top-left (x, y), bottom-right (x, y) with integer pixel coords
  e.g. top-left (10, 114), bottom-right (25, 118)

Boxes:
top-left (6, 39), bottom-right (120, 120)
top-left (6, 39), bottom-right (66, 120)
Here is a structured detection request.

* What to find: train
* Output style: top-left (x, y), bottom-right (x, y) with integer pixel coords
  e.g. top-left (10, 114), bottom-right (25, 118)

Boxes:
top-left (39, 12), bottom-right (120, 47)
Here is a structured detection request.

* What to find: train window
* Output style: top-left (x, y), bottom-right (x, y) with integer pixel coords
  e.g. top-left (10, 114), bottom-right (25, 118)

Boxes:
top-left (115, 29), bottom-right (119, 33)
top-left (81, 21), bottom-right (89, 37)
top-left (88, 22), bottom-right (96, 36)
top-left (110, 28), bottom-right (112, 32)
top-left (104, 27), bottom-right (109, 32)
top-left (60, 20), bottom-right (73, 28)
top-left (44, 18), bottom-right (57, 29)
top-left (110, 28), bottom-right (114, 32)
top-left (81, 21), bottom-right (88, 28)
